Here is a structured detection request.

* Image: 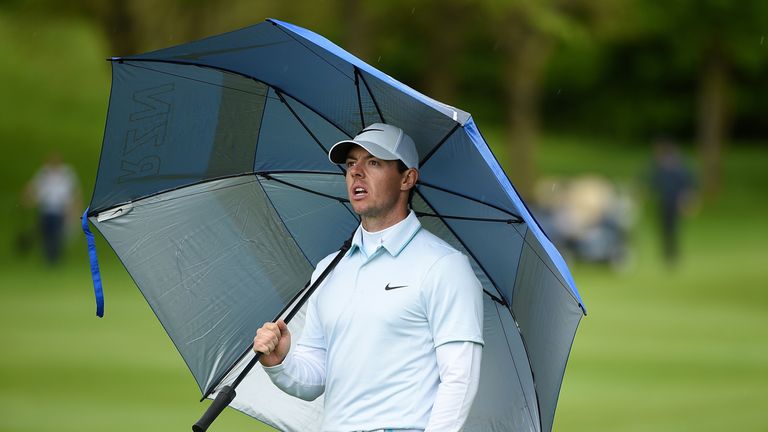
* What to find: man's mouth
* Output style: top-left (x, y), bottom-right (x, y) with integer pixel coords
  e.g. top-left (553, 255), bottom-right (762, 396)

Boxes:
top-left (352, 186), bottom-right (368, 198)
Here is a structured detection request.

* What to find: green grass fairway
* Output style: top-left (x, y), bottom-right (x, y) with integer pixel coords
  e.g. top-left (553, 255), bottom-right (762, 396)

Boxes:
top-left (0, 259), bottom-right (271, 432)
top-left (549, 146), bottom-right (768, 431)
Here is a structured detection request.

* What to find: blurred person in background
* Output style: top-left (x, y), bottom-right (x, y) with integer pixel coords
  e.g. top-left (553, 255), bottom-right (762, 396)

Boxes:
top-left (23, 151), bottom-right (81, 265)
top-left (648, 138), bottom-right (696, 268)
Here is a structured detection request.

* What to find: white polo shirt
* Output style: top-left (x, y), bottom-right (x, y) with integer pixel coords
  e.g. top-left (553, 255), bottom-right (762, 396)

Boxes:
top-left (296, 211), bottom-right (484, 431)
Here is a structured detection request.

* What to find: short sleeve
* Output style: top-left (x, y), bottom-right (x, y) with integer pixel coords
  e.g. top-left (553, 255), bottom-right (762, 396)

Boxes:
top-left (422, 252), bottom-right (484, 347)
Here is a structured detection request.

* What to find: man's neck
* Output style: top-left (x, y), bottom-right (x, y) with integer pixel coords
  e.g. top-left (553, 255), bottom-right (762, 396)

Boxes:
top-left (360, 209), bottom-right (409, 232)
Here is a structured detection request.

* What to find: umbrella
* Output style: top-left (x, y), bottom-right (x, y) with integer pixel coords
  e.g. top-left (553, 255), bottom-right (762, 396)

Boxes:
top-left (83, 18), bottom-right (586, 432)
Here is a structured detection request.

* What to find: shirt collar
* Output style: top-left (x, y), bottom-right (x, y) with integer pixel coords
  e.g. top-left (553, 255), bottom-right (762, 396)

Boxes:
top-left (349, 211), bottom-right (422, 258)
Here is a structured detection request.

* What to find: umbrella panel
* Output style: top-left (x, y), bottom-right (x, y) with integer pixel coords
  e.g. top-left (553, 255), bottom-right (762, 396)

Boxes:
top-left (91, 176), bottom-right (312, 392)
top-left (255, 88), bottom-right (348, 173)
top-left (91, 62), bottom-right (267, 212)
top-left (259, 172), bottom-right (359, 266)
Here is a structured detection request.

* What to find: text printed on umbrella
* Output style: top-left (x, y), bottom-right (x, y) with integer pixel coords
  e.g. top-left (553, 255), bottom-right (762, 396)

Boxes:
top-left (118, 83), bottom-right (174, 183)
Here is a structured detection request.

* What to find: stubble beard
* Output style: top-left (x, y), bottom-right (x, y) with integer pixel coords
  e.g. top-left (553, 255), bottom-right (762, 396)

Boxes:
top-left (354, 195), bottom-right (409, 230)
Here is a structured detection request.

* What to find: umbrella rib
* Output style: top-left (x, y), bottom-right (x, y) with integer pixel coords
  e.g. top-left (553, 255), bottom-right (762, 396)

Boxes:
top-left (493, 301), bottom-right (541, 431)
top-left (419, 123), bottom-right (460, 168)
top-left (258, 172), bottom-right (349, 204)
top-left (354, 68), bottom-right (366, 128)
top-left (252, 81), bottom-right (271, 171)
top-left (92, 171), bottom-right (338, 216)
top-left (415, 189), bottom-right (509, 306)
top-left (521, 235), bottom-right (585, 312)
top-left (255, 171), bottom-right (524, 227)
top-left (274, 89), bottom-right (346, 173)
top-left (253, 176), bottom-right (515, 307)
top-left (414, 211), bottom-right (519, 226)
top-left (482, 288), bottom-right (507, 306)
top-left (119, 61), bottom-right (273, 98)
top-left (201, 228), bottom-right (354, 399)
top-left (255, 172), bottom-right (362, 222)
top-left (270, 84), bottom-right (353, 140)
top-left (271, 21), bottom-right (355, 81)
top-left (466, 126), bottom-right (584, 311)
top-left (469, 125), bottom-right (560, 248)
top-left (272, 22), bottom-right (460, 135)
top-left (89, 173), bottom-right (261, 216)
top-left (111, 58), bottom-right (355, 140)
top-left (417, 181), bottom-right (524, 223)
top-left (356, 68), bottom-right (385, 124)
top-left (200, 182), bottom-right (321, 399)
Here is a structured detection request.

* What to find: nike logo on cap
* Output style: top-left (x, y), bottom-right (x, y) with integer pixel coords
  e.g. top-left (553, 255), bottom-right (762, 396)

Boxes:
top-left (384, 283), bottom-right (408, 291)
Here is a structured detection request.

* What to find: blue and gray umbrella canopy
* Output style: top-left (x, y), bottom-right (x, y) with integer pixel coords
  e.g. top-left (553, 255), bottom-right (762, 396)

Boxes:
top-left (86, 19), bottom-right (586, 432)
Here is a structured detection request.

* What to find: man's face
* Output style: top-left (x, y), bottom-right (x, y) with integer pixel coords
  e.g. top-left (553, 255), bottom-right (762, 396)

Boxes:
top-left (345, 145), bottom-right (409, 227)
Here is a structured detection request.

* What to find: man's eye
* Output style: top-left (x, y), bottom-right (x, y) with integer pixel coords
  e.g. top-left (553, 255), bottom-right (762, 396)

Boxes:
top-left (346, 161), bottom-right (355, 168)
top-left (369, 160), bottom-right (379, 166)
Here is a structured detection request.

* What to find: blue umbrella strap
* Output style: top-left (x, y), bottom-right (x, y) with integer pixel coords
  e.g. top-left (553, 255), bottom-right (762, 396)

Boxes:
top-left (81, 207), bottom-right (104, 318)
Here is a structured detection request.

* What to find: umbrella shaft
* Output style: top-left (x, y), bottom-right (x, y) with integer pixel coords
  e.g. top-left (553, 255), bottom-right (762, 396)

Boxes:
top-left (192, 236), bottom-right (351, 431)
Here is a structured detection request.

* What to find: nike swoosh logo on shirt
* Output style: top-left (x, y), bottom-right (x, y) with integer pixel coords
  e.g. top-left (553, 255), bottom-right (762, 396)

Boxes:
top-left (385, 283), bottom-right (408, 291)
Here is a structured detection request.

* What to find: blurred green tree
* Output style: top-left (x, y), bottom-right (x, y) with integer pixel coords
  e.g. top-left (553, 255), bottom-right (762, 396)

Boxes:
top-left (13, 0), bottom-right (767, 201)
top-left (467, 0), bottom-right (626, 199)
top-left (541, 0), bottom-right (768, 198)
top-left (660, 0), bottom-right (768, 198)
top-left (76, 0), bottom-right (281, 55)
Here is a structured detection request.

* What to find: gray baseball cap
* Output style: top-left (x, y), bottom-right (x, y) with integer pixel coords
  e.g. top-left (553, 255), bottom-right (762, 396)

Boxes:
top-left (329, 123), bottom-right (419, 169)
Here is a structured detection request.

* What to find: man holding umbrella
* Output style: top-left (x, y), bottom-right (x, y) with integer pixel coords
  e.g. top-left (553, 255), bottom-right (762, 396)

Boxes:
top-left (253, 123), bottom-right (485, 432)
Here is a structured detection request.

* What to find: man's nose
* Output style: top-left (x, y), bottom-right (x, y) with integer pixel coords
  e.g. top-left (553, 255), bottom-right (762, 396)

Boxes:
top-left (349, 163), bottom-right (364, 177)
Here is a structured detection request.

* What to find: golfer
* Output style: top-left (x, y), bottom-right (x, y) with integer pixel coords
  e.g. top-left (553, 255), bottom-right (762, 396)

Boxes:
top-left (254, 123), bottom-right (484, 432)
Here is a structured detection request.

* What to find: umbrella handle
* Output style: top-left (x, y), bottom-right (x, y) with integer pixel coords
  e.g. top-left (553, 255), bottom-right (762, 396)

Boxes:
top-left (192, 385), bottom-right (237, 432)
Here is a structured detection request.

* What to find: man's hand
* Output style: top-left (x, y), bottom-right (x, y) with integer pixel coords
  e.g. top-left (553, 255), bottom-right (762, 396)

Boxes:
top-left (254, 319), bottom-right (291, 367)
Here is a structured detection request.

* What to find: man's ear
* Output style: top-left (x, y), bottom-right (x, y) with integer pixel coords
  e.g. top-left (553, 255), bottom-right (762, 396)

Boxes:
top-left (401, 168), bottom-right (419, 191)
